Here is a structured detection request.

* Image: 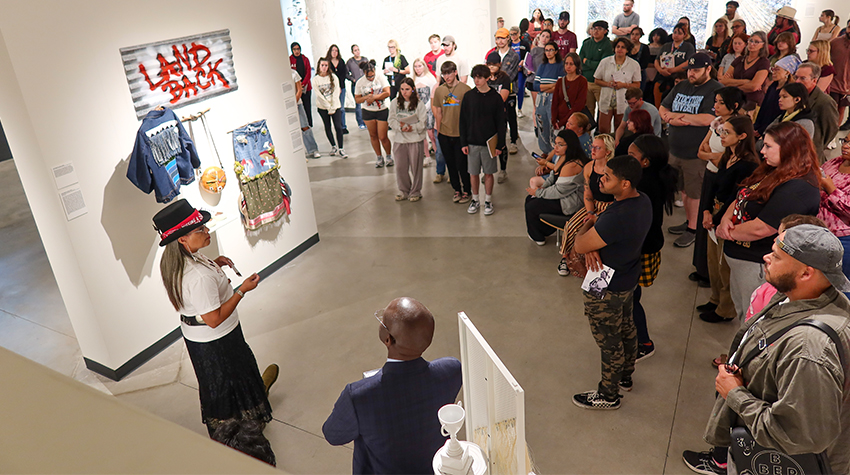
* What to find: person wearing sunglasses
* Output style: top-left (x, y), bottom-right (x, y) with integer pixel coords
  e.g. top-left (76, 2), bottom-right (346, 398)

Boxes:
top-left (323, 297), bottom-right (462, 474)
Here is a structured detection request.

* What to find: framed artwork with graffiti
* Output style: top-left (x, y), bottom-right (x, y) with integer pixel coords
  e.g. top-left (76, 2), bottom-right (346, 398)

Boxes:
top-left (120, 29), bottom-right (239, 120)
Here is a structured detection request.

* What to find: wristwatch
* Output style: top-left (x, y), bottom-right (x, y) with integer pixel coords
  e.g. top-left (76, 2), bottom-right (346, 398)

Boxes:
top-left (235, 288), bottom-right (245, 298)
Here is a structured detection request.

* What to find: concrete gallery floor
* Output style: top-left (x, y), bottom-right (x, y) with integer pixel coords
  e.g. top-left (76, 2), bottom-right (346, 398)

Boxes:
top-left (5, 105), bottom-right (776, 474)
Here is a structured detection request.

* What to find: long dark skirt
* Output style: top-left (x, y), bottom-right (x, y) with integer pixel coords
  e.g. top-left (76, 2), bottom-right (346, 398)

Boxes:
top-left (183, 323), bottom-right (272, 435)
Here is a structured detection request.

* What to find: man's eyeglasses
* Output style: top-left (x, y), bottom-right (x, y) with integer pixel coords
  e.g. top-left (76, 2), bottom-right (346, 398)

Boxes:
top-left (375, 310), bottom-right (395, 343)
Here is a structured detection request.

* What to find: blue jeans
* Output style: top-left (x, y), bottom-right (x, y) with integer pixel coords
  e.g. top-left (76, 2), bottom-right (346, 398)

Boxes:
top-left (297, 103), bottom-right (318, 154)
top-left (354, 102), bottom-right (365, 127)
top-left (517, 71), bottom-right (526, 110)
top-left (339, 88), bottom-right (348, 130)
top-left (433, 128), bottom-right (446, 175)
top-left (536, 92), bottom-right (553, 154)
top-left (232, 120), bottom-right (276, 179)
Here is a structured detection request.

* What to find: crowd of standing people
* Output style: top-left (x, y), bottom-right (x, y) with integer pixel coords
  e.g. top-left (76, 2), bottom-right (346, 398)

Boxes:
top-left (152, 4), bottom-right (850, 471)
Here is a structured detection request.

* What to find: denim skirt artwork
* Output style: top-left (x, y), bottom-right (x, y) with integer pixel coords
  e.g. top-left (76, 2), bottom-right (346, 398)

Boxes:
top-left (232, 120), bottom-right (292, 233)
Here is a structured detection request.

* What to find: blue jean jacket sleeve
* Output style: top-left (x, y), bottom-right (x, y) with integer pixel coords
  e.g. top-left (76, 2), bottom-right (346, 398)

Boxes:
top-left (128, 130), bottom-right (154, 194)
top-left (126, 108), bottom-right (201, 203)
top-left (322, 384), bottom-right (360, 445)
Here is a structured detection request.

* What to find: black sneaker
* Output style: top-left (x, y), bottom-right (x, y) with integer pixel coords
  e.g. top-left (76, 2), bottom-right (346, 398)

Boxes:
top-left (696, 301), bottom-right (718, 313)
top-left (636, 342), bottom-right (655, 362)
top-left (668, 221), bottom-right (689, 235)
top-left (618, 377), bottom-right (633, 392)
top-left (558, 257), bottom-right (569, 276)
top-left (572, 390), bottom-right (621, 410)
top-left (699, 311), bottom-right (734, 323)
top-left (682, 450), bottom-right (727, 475)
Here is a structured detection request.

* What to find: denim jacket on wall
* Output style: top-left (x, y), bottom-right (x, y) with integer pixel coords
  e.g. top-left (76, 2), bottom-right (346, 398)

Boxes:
top-left (127, 108), bottom-right (200, 203)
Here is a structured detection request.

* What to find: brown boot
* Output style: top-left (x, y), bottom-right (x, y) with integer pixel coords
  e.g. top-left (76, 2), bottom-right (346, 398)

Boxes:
top-left (261, 364), bottom-right (279, 397)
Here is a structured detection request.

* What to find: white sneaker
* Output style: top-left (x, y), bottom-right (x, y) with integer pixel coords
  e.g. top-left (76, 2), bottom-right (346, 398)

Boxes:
top-left (338, 148), bottom-right (348, 158)
top-left (517, 109), bottom-right (524, 118)
top-left (483, 201), bottom-right (494, 215)
top-left (312, 151), bottom-right (321, 159)
top-left (497, 170), bottom-right (508, 183)
top-left (385, 156), bottom-right (395, 167)
top-left (423, 156), bottom-right (433, 168)
top-left (467, 199), bottom-right (480, 214)
top-left (331, 146), bottom-right (338, 156)
top-left (375, 156), bottom-right (384, 168)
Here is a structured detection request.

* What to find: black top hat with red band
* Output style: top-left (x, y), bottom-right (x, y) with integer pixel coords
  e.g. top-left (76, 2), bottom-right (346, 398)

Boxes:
top-left (152, 199), bottom-right (211, 247)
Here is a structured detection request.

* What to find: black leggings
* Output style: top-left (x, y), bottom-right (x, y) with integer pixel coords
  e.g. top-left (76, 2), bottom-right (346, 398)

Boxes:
top-left (302, 90), bottom-right (313, 127)
top-left (317, 108), bottom-right (344, 149)
top-left (524, 195), bottom-right (564, 242)
top-left (632, 285), bottom-right (651, 345)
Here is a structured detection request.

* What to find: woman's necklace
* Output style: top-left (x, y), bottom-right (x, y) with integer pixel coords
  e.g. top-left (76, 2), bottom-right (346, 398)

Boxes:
top-left (744, 54), bottom-right (759, 67)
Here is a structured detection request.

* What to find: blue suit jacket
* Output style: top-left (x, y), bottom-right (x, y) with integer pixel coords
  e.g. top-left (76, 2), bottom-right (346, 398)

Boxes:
top-left (323, 357), bottom-right (463, 474)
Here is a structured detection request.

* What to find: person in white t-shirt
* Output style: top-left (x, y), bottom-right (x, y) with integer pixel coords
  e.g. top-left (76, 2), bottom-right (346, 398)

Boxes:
top-left (154, 199), bottom-right (278, 438)
top-left (412, 58), bottom-right (438, 168)
top-left (436, 35), bottom-right (470, 84)
top-left (355, 60), bottom-right (394, 167)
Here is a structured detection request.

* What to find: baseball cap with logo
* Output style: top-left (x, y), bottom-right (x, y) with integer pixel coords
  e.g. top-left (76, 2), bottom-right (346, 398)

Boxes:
top-left (777, 225), bottom-right (850, 292)
top-left (687, 52), bottom-right (713, 69)
top-left (495, 28), bottom-right (510, 38)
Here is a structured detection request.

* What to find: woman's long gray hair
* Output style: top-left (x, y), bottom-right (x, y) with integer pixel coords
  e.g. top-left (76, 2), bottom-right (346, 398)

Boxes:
top-left (160, 240), bottom-right (192, 311)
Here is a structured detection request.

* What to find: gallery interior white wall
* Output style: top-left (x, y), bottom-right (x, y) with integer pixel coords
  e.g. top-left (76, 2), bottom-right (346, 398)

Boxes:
top-left (303, 0), bottom-right (495, 82)
top-left (0, 0), bottom-right (317, 374)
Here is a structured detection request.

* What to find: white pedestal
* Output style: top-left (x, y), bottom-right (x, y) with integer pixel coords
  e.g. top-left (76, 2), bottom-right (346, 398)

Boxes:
top-left (433, 441), bottom-right (488, 475)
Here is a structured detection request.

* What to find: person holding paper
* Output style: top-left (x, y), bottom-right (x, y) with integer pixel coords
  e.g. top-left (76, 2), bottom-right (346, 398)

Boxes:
top-left (459, 64), bottom-right (505, 216)
top-left (573, 155), bottom-right (652, 410)
top-left (388, 78), bottom-right (428, 202)
top-left (383, 39), bottom-right (410, 100)
top-left (153, 199), bottom-right (279, 437)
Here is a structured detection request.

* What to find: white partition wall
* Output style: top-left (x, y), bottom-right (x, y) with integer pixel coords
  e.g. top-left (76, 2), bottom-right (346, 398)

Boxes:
top-left (458, 312), bottom-right (529, 475)
top-left (0, 0), bottom-right (318, 379)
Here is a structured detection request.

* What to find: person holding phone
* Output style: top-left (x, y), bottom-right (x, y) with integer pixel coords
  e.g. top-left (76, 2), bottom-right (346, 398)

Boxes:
top-left (154, 199), bottom-right (278, 438)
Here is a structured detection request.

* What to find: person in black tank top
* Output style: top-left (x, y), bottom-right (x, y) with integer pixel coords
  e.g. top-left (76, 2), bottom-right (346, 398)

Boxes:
top-left (561, 134), bottom-right (617, 277)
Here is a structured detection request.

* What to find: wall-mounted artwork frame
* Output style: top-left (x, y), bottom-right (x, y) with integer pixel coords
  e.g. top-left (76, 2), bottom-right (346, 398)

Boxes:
top-left (120, 29), bottom-right (239, 120)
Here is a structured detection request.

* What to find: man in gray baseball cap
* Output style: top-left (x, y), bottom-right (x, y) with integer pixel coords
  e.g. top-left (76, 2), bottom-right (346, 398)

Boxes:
top-left (684, 223), bottom-right (850, 475)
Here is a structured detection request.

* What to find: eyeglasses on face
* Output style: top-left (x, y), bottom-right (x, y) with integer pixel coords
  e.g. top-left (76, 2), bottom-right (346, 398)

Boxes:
top-left (545, 48), bottom-right (557, 52)
top-left (591, 145), bottom-right (604, 151)
top-left (748, 39), bottom-right (763, 44)
top-left (806, 48), bottom-right (817, 54)
top-left (188, 225), bottom-right (209, 235)
top-left (374, 310), bottom-right (396, 343)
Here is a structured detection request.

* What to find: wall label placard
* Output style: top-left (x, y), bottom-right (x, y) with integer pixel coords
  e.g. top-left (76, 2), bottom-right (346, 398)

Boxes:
top-left (120, 29), bottom-right (239, 120)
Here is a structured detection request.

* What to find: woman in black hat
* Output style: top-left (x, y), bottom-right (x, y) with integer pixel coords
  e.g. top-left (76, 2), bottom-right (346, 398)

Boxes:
top-left (153, 199), bottom-right (277, 437)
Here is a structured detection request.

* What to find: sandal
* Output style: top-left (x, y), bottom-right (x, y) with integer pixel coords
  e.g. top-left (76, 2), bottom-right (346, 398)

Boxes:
top-left (711, 354), bottom-right (728, 368)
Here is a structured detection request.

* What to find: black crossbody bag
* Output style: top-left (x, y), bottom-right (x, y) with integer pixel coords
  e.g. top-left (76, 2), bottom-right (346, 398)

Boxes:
top-left (728, 318), bottom-right (846, 475)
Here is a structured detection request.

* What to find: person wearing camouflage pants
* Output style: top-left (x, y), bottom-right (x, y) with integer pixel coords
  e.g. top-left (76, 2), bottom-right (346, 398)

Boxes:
top-left (572, 155), bottom-right (652, 410)
top-left (583, 288), bottom-right (638, 401)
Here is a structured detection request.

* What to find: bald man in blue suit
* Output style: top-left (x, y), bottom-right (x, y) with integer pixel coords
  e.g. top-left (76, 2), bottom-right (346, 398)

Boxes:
top-left (322, 297), bottom-right (463, 474)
